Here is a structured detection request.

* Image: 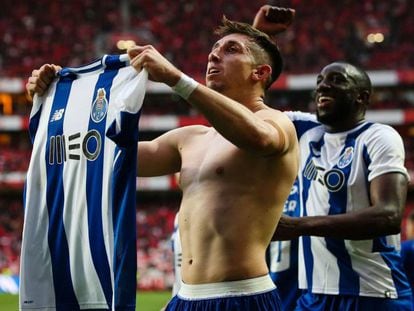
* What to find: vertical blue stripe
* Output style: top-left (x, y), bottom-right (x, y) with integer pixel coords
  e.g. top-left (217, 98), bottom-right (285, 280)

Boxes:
top-left (381, 251), bottom-right (412, 297)
top-left (325, 135), bottom-right (359, 294)
top-left (301, 159), bottom-right (314, 291)
top-left (29, 107), bottom-right (43, 143)
top-left (85, 68), bottom-right (119, 308)
top-left (110, 111), bottom-right (141, 309)
top-left (323, 124), bottom-right (373, 294)
top-left (46, 78), bottom-right (80, 310)
top-left (292, 120), bottom-right (321, 140)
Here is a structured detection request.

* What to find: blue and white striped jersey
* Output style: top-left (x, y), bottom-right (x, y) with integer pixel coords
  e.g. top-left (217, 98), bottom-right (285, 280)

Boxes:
top-left (21, 55), bottom-right (147, 310)
top-left (286, 111), bottom-right (411, 299)
top-left (267, 178), bottom-right (301, 310)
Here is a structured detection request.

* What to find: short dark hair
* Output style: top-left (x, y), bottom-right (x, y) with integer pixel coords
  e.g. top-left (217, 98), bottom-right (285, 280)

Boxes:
top-left (215, 17), bottom-right (283, 89)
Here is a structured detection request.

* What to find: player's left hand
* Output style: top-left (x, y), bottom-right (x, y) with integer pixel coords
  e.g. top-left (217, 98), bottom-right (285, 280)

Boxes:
top-left (26, 64), bottom-right (61, 100)
top-left (253, 5), bottom-right (295, 36)
top-left (128, 45), bottom-right (182, 87)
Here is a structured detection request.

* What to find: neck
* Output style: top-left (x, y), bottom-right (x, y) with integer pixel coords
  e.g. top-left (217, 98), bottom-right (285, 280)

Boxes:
top-left (323, 118), bottom-right (365, 133)
top-left (222, 87), bottom-right (266, 112)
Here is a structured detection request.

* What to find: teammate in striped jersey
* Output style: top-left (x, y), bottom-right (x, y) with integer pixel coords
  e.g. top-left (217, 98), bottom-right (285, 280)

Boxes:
top-left (23, 55), bottom-right (147, 310)
top-left (276, 62), bottom-right (413, 310)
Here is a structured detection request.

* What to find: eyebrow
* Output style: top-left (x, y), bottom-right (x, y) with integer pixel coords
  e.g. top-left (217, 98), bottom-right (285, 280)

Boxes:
top-left (211, 39), bottom-right (246, 51)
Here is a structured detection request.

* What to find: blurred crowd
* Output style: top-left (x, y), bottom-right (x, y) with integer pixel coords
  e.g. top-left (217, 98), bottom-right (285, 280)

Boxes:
top-left (1, 0), bottom-right (414, 292)
top-left (0, 0), bottom-right (413, 78)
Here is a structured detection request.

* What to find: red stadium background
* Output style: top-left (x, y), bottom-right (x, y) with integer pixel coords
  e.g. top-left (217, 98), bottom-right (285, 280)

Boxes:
top-left (0, 0), bottom-right (413, 293)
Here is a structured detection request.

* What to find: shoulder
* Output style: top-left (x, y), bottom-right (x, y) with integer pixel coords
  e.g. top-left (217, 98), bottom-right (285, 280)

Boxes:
top-left (257, 108), bottom-right (296, 135)
top-left (283, 111), bottom-right (321, 139)
top-left (363, 123), bottom-right (404, 149)
top-left (284, 110), bottom-right (317, 122)
top-left (163, 124), bottom-right (211, 142)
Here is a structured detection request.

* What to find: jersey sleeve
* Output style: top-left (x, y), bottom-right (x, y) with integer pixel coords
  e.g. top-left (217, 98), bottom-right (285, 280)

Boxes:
top-left (284, 111), bottom-right (320, 139)
top-left (365, 124), bottom-right (409, 182)
top-left (106, 68), bottom-right (148, 147)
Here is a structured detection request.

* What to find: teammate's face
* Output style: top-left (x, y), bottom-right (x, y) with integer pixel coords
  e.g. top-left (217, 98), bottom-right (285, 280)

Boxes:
top-left (315, 63), bottom-right (362, 130)
top-left (206, 34), bottom-right (256, 94)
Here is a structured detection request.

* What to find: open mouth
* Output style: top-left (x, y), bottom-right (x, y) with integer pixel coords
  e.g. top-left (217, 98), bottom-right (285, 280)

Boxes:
top-left (207, 68), bottom-right (220, 75)
top-left (317, 95), bottom-right (334, 108)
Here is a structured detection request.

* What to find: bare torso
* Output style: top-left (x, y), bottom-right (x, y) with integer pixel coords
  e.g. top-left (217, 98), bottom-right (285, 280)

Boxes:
top-left (177, 122), bottom-right (298, 284)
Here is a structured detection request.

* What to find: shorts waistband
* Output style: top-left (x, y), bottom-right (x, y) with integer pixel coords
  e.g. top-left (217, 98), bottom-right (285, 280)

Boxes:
top-left (178, 274), bottom-right (276, 299)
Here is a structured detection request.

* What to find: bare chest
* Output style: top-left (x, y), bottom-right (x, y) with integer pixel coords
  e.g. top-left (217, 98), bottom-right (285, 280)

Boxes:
top-left (178, 133), bottom-right (250, 189)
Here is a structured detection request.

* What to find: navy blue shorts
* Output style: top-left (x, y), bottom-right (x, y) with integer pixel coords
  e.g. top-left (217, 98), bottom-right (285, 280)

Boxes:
top-left (295, 291), bottom-right (413, 311)
top-left (165, 275), bottom-right (281, 311)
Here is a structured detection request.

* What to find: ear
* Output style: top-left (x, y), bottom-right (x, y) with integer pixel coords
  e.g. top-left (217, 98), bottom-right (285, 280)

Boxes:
top-left (356, 90), bottom-right (370, 107)
top-left (252, 64), bottom-right (272, 83)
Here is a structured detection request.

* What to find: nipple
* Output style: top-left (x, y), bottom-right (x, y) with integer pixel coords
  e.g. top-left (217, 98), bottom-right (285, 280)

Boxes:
top-left (215, 167), bottom-right (224, 175)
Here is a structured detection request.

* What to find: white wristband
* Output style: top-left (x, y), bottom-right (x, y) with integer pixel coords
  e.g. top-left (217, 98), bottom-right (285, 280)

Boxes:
top-left (172, 74), bottom-right (199, 100)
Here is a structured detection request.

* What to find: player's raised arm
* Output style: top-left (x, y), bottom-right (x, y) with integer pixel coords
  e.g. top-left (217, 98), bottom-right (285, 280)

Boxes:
top-left (252, 5), bottom-right (295, 35)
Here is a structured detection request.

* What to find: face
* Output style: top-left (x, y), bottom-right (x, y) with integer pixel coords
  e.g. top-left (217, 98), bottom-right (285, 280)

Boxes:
top-left (206, 33), bottom-right (257, 94)
top-left (315, 63), bottom-right (363, 129)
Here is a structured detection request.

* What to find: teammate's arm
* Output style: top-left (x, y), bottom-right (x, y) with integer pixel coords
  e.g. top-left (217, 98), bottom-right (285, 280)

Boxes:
top-left (128, 46), bottom-right (292, 156)
top-left (252, 5), bottom-right (295, 36)
top-left (274, 172), bottom-right (407, 240)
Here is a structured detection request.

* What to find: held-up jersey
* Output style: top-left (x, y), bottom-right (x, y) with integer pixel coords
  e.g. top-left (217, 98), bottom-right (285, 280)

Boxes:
top-left (286, 111), bottom-right (412, 299)
top-left (267, 179), bottom-right (301, 311)
top-left (21, 55), bottom-right (147, 310)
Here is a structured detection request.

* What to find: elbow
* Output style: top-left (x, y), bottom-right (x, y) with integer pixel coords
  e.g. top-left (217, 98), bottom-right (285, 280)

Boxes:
top-left (383, 209), bottom-right (403, 235)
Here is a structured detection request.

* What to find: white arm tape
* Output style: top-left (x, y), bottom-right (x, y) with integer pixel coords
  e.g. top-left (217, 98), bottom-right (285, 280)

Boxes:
top-left (172, 73), bottom-right (199, 100)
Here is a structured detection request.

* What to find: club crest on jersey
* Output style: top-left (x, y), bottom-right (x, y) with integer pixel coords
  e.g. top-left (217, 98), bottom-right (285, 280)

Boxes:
top-left (91, 88), bottom-right (108, 123)
top-left (337, 146), bottom-right (354, 168)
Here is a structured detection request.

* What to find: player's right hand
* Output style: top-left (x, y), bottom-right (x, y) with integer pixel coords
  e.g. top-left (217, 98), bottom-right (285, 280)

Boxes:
top-left (253, 5), bottom-right (295, 36)
top-left (26, 64), bottom-right (61, 100)
top-left (128, 45), bottom-right (182, 87)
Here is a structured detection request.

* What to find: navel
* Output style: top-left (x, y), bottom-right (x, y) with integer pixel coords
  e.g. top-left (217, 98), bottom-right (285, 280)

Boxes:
top-left (215, 166), bottom-right (224, 175)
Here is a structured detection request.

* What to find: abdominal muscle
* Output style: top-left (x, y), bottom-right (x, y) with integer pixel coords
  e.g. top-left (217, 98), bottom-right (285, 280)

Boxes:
top-left (178, 181), bottom-right (282, 284)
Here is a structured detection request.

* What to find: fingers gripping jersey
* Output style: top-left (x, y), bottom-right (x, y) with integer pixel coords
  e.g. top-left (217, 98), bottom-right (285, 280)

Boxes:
top-left (21, 55), bottom-right (147, 310)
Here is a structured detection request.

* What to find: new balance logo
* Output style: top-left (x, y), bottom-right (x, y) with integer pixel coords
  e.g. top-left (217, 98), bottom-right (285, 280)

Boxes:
top-left (50, 109), bottom-right (65, 122)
